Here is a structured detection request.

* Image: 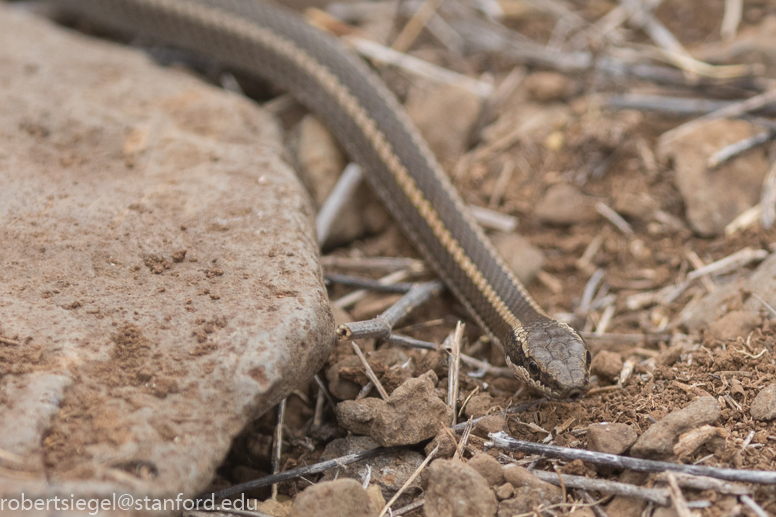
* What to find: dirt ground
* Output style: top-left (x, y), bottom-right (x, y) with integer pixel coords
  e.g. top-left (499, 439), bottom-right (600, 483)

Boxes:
top-left (9, 0), bottom-right (776, 515)
top-left (211, 1), bottom-right (776, 515)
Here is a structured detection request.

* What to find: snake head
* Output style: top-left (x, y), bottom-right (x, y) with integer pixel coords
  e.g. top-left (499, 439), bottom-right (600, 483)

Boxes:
top-left (503, 320), bottom-right (591, 400)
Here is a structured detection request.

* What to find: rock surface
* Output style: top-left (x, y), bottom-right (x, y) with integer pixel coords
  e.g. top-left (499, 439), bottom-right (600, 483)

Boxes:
top-left (336, 398), bottom-right (387, 435)
top-left (535, 184), bottom-right (598, 226)
top-left (660, 119), bottom-right (768, 236)
top-left (319, 436), bottom-right (424, 507)
top-left (502, 465), bottom-right (562, 499)
top-left (294, 115), bottom-right (388, 247)
top-left (587, 423), bottom-right (638, 455)
top-left (291, 479), bottom-right (374, 517)
top-left (490, 233), bottom-right (545, 284)
top-left (709, 311), bottom-right (762, 341)
top-left (468, 453), bottom-right (505, 486)
top-left (750, 384), bottom-right (776, 421)
top-left (406, 84), bottom-right (482, 167)
top-left (0, 5), bottom-right (331, 503)
top-left (425, 459), bottom-right (498, 517)
top-left (630, 397), bottom-right (720, 459)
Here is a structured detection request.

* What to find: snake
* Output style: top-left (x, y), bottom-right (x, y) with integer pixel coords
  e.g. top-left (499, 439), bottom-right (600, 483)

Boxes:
top-left (54, 0), bottom-right (591, 399)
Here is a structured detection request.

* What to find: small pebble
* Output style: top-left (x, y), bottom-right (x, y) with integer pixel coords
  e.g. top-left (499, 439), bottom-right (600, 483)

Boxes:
top-left (405, 84), bottom-right (482, 166)
top-left (472, 415), bottom-right (506, 438)
top-left (523, 71), bottom-right (574, 102)
top-left (750, 384), bottom-right (776, 421)
top-left (534, 184), bottom-right (597, 226)
top-left (587, 423), bottom-right (638, 455)
top-left (590, 351), bottom-right (623, 384)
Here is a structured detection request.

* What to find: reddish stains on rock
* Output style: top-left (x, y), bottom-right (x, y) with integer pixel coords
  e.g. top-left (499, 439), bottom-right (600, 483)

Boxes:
top-left (249, 366), bottom-right (269, 389)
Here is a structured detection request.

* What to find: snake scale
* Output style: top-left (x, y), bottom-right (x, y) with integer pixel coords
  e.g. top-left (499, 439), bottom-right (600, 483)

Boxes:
top-left (54, 0), bottom-right (591, 399)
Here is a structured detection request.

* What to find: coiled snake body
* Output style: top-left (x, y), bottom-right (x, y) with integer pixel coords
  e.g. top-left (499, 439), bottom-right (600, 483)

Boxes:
top-left (55, 0), bottom-right (591, 399)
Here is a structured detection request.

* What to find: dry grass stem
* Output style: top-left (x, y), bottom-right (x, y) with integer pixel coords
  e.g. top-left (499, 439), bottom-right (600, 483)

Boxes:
top-left (660, 88), bottom-right (776, 150)
top-left (333, 269), bottom-right (412, 309)
top-left (316, 163), bottom-right (363, 245)
top-left (271, 398), bottom-right (287, 500)
top-left (468, 204), bottom-right (518, 232)
top-left (685, 247), bottom-right (768, 280)
top-left (321, 255), bottom-right (425, 272)
top-left (760, 160), bottom-right (776, 229)
top-left (707, 130), bottom-right (775, 169)
top-left (595, 202), bottom-right (634, 236)
top-left (532, 469), bottom-right (668, 505)
top-left (721, 0), bottom-right (743, 40)
top-left (447, 321), bottom-right (464, 425)
top-left (352, 342), bottom-right (390, 400)
top-left (0, 336), bottom-right (22, 346)
top-left (667, 472), bottom-right (695, 517)
top-left (740, 495), bottom-right (769, 517)
top-left (391, 0), bottom-right (446, 53)
top-left (378, 445), bottom-right (439, 517)
top-left (344, 35), bottom-right (493, 97)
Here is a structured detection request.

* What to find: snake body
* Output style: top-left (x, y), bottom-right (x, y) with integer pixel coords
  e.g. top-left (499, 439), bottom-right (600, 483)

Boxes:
top-left (55, 0), bottom-right (590, 398)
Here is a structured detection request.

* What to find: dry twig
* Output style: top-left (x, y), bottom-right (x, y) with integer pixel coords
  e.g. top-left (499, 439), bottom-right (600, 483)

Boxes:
top-left (337, 281), bottom-right (444, 340)
top-left (487, 432), bottom-right (776, 484)
top-left (203, 446), bottom-right (406, 500)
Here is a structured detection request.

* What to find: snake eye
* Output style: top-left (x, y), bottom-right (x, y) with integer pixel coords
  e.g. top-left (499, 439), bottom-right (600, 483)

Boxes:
top-left (586, 351), bottom-right (592, 367)
top-left (528, 361), bottom-right (540, 377)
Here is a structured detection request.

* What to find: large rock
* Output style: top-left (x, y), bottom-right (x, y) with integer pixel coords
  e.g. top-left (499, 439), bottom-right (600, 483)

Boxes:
top-left (660, 119), bottom-right (768, 236)
top-left (0, 4), bottom-right (331, 506)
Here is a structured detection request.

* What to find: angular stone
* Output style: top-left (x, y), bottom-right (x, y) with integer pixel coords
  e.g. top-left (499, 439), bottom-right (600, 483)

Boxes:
top-left (336, 398), bottom-right (387, 435)
top-left (587, 423), bottom-right (638, 455)
top-left (0, 6), bottom-right (331, 501)
top-left (750, 384), bottom-right (776, 421)
top-left (320, 436), bottom-right (424, 508)
top-left (426, 459), bottom-right (498, 517)
top-left (370, 370), bottom-right (453, 447)
top-left (631, 397), bottom-right (720, 459)
top-left (292, 479), bottom-right (373, 517)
